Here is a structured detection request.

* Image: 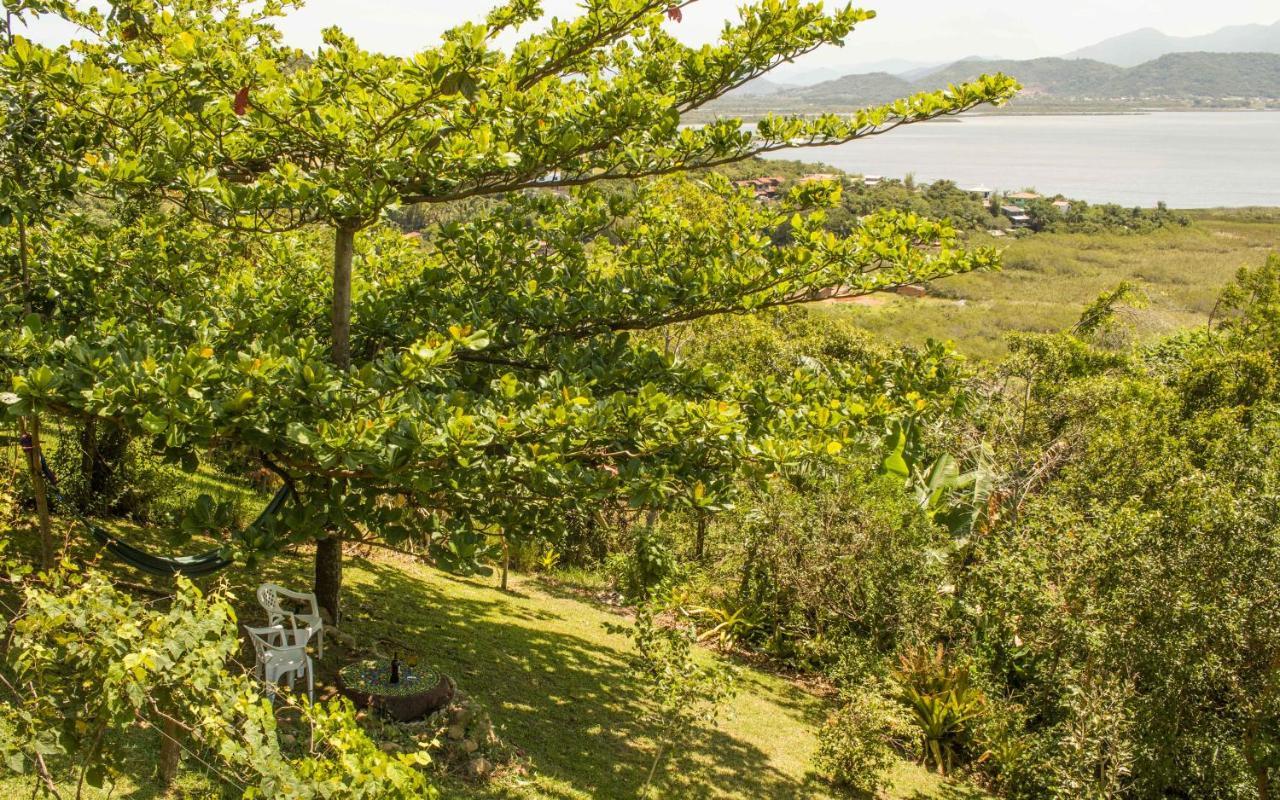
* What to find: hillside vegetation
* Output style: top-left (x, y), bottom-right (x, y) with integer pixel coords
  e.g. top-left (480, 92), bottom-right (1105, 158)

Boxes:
top-left (706, 52), bottom-right (1280, 115)
top-left (825, 209), bottom-right (1280, 359)
top-left (5, 3), bottom-right (1280, 800)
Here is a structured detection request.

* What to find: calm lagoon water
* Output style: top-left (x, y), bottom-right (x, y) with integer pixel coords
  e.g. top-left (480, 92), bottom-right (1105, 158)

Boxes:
top-left (759, 111), bottom-right (1280, 209)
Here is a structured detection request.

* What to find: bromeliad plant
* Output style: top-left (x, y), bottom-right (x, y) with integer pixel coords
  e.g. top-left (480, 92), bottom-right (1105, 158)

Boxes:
top-left (689, 600), bottom-right (761, 650)
top-left (893, 643), bottom-right (987, 775)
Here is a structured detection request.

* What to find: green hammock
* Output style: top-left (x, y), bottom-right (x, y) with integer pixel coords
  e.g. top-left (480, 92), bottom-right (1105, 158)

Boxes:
top-left (22, 435), bottom-right (294, 577)
top-left (82, 486), bottom-right (292, 577)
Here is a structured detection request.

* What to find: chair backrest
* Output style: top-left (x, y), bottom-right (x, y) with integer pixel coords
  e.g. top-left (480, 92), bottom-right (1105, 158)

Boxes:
top-left (257, 584), bottom-right (286, 620)
top-left (264, 645), bottom-right (308, 674)
top-left (246, 624), bottom-right (284, 660)
top-left (245, 625), bottom-right (306, 673)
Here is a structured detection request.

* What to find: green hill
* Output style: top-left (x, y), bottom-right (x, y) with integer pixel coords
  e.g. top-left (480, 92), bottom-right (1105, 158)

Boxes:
top-left (789, 70), bottom-right (915, 105)
top-left (922, 52), bottom-right (1280, 100)
top-left (697, 52), bottom-right (1280, 116)
top-left (1103, 51), bottom-right (1280, 97)
top-left (920, 57), bottom-right (1125, 97)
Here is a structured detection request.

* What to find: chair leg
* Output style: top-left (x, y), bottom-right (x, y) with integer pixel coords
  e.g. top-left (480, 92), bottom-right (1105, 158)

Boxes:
top-left (306, 656), bottom-right (315, 704)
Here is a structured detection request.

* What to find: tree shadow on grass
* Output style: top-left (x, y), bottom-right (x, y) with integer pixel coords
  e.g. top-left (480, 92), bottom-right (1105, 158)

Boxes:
top-left (320, 558), bottom-right (818, 800)
top-left (3, 519), bottom-right (832, 799)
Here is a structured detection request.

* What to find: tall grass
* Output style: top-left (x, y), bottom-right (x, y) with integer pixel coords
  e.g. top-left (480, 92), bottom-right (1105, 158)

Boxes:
top-left (824, 211), bottom-right (1280, 360)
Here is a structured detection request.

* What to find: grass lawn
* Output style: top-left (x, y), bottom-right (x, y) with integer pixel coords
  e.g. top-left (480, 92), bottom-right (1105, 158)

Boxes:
top-left (0, 504), bottom-right (984, 800)
top-left (822, 209), bottom-right (1280, 360)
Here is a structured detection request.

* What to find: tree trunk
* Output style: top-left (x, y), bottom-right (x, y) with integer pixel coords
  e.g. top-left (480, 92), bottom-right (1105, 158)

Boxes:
top-left (331, 224), bottom-right (355, 371)
top-left (80, 416), bottom-right (96, 501)
top-left (693, 514), bottom-right (707, 561)
top-left (16, 216), bottom-right (53, 569)
top-left (23, 416), bottom-right (54, 570)
top-left (157, 715), bottom-right (180, 788)
top-left (314, 224), bottom-right (357, 622)
top-left (501, 538), bottom-right (510, 592)
top-left (18, 212), bottom-right (30, 312)
top-left (1245, 726), bottom-right (1271, 800)
top-left (314, 534), bottom-right (343, 625)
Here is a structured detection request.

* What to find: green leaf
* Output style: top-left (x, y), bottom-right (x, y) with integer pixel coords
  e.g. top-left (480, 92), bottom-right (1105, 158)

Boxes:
top-left (882, 451), bottom-right (909, 478)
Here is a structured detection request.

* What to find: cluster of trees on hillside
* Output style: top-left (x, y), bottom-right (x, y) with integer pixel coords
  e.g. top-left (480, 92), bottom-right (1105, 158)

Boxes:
top-left (554, 256), bottom-right (1280, 798)
top-left (749, 168), bottom-right (1189, 237)
top-left (0, 0), bottom-right (1022, 796)
top-left (1021, 196), bottom-right (1190, 234)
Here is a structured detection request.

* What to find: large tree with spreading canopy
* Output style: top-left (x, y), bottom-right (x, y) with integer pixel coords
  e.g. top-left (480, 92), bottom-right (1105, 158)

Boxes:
top-left (1, 0), bottom-right (1016, 618)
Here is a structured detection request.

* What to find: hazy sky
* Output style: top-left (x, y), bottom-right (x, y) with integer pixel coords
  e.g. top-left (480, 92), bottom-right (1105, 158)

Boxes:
top-left (20, 0), bottom-right (1280, 74)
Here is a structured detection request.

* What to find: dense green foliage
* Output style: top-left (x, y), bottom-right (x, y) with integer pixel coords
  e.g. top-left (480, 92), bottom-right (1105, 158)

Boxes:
top-left (2, 2), bottom-right (1277, 799)
top-left (624, 259), bottom-right (1280, 797)
top-left (1021, 197), bottom-right (1189, 234)
top-left (0, 560), bottom-right (437, 798)
top-left (0, 0), bottom-right (1023, 796)
top-left (0, 0), bottom-right (1015, 621)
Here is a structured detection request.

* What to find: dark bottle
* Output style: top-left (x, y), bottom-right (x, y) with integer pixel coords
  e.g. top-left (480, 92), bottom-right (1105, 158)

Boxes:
top-left (390, 654), bottom-right (401, 685)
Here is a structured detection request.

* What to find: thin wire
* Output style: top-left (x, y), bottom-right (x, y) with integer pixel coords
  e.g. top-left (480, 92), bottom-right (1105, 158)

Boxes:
top-left (142, 708), bottom-right (251, 794)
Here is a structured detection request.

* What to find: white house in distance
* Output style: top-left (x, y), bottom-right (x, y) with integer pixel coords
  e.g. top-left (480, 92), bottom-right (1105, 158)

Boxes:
top-left (963, 185), bottom-right (994, 203)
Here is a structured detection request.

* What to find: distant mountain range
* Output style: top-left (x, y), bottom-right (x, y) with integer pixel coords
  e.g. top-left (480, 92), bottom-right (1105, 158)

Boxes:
top-left (708, 52), bottom-right (1280, 113)
top-left (744, 19), bottom-right (1280, 89)
top-left (1064, 19), bottom-right (1280, 67)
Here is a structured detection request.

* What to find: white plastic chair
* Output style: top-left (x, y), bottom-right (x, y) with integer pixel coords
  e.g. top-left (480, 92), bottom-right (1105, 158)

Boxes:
top-left (245, 625), bottom-right (314, 703)
top-left (257, 583), bottom-right (325, 658)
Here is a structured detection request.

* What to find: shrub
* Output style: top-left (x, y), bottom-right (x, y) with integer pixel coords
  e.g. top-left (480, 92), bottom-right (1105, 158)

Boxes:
top-left (814, 685), bottom-right (913, 794)
top-left (716, 471), bottom-right (948, 670)
top-left (0, 567), bottom-right (437, 798)
top-left (615, 602), bottom-right (738, 797)
top-left (606, 519), bottom-right (678, 602)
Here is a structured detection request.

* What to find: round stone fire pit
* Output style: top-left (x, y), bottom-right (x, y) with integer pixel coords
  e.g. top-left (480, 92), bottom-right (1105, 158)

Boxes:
top-left (337, 657), bottom-right (454, 722)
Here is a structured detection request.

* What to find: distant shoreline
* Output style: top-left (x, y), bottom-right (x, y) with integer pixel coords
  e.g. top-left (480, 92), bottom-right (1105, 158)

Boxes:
top-left (692, 106), bottom-right (1280, 123)
top-left (973, 106), bottom-right (1280, 118)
